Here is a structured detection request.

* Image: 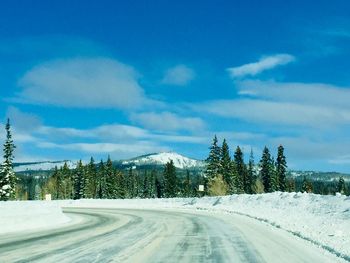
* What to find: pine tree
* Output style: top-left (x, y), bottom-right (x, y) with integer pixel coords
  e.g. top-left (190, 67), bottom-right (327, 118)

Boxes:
top-left (105, 156), bottom-right (116, 198)
top-left (205, 135), bottom-right (222, 194)
top-left (73, 160), bottom-right (85, 199)
top-left (276, 145), bottom-right (287, 192)
top-left (260, 146), bottom-right (273, 193)
top-left (220, 139), bottom-right (233, 188)
top-left (96, 160), bottom-right (106, 198)
top-left (0, 119), bottom-right (17, 200)
top-left (302, 176), bottom-right (313, 193)
top-left (233, 146), bottom-right (245, 193)
top-left (52, 166), bottom-right (62, 199)
top-left (155, 177), bottom-right (163, 198)
top-left (183, 170), bottom-right (192, 197)
top-left (148, 170), bottom-right (157, 198)
top-left (34, 183), bottom-right (41, 200)
top-left (85, 157), bottom-right (97, 198)
top-left (61, 162), bottom-right (72, 199)
top-left (337, 176), bottom-right (346, 194)
top-left (270, 156), bottom-right (279, 192)
top-left (163, 160), bottom-right (177, 198)
top-left (246, 148), bottom-right (256, 194)
top-left (141, 170), bottom-right (149, 198)
top-left (125, 168), bottom-right (134, 198)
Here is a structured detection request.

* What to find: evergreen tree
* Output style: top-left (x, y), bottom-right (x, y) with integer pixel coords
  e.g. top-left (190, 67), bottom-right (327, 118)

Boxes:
top-left (182, 170), bottom-right (192, 197)
top-left (115, 170), bottom-right (126, 198)
top-left (220, 139), bottom-right (233, 188)
top-left (34, 183), bottom-right (41, 200)
top-left (96, 160), bottom-right (107, 198)
top-left (163, 160), bottom-right (177, 197)
top-left (233, 146), bottom-right (245, 193)
top-left (0, 119), bottom-right (17, 200)
top-left (125, 168), bottom-right (134, 198)
top-left (276, 145), bottom-right (287, 191)
top-left (270, 156), bottom-right (279, 192)
top-left (61, 162), bottom-right (72, 199)
top-left (260, 146), bottom-right (273, 193)
top-left (105, 156), bottom-right (116, 198)
top-left (85, 157), bottom-right (97, 198)
top-left (301, 176), bottom-right (313, 193)
top-left (337, 176), bottom-right (346, 194)
top-left (246, 148), bottom-right (256, 194)
top-left (73, 160), bottom-right (85, 199)
top-left (52, 166), bottom-right (63, 199)
top-left (148, 170), bottom-right (157, 198)
top-left (205, 135), bottom-right (222, 193)
top-left (141, 170), bottom-right (149, 198)
top-left (155, 177), bottom-right (163, 198)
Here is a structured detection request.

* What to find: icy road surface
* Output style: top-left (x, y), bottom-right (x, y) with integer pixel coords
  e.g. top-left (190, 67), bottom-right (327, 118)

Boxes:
top-left (0, 208), bottom-right (345, 263)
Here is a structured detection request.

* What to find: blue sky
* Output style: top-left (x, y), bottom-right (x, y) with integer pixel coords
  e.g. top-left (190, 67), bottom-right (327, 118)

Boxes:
top-left (1, 0), bottom-right (350, 172)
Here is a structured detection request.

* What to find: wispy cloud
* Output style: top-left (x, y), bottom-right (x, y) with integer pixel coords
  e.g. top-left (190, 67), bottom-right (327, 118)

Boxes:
top-left (195, 79), bottom-right (350, 128)
top-left (130, 111), bottom-right (205, 132)
top-left (161, 64), bottom-right (195, 86)
top-left (237, 79), bottom-right (350, 107)
top-left (227, 54), bottom-right (295, 78)
top-left (13, 57), bottom-right (153, 109)
top-left (37, 141), bottom-right (168, 158)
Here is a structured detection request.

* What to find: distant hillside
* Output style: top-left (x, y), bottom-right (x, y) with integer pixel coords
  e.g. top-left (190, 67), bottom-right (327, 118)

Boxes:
top-left (13, 152), bottom-right (350, 182)
top-left (13, 160), bottom-right (77, 173)
top-left (116, 152), bottom-right (205, 170)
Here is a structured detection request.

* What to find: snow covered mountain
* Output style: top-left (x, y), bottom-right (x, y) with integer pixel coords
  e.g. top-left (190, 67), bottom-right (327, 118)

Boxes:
top-left (14, 160), bottom-right (76, 172)
top-left (121, 152), bottom-right (205, 169)
top-left (13, 152), bottom-right (205, 172)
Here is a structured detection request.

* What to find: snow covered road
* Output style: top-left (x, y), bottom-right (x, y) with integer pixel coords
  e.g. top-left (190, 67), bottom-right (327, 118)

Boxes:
top-left (0, 207), bottom-right (345, 263)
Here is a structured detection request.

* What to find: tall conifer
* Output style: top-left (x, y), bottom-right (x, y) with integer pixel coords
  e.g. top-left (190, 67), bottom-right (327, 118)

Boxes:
top-left (0, 119), bottom-right (16, 200)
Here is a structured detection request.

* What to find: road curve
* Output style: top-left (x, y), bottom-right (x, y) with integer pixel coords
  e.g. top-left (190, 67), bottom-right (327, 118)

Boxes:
top-left (0, 208), bottom-right (345, 263)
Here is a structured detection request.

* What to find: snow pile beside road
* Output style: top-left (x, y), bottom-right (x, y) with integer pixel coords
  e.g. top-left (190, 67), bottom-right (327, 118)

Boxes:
top-left (62, 192), bottom-right (350, 259)
top-left (0, 201), bottom-right (70, 235)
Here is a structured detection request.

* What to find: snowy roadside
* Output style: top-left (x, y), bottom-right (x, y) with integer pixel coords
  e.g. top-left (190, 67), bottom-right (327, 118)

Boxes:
top-left (60, 192), bottom-right (350, 260)
top-left (0, 201), bottom-right (71, 235)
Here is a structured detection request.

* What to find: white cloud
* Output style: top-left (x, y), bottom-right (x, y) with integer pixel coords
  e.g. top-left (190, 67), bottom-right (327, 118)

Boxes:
top-left (161, 64), bottom-right (195, 86)
top-left (37, 142), bottom-right (169, 160)
top-left (200, 99), bottom-right (350, 127)
top-left (227, 54), bottom-right (295, 78)
top-left (237, 79), bottom-right (350, 108)
top-left (196, 99), bottom-right (350, 127)
top-left (6, 106), bottom-right (42, 132)
top-left (195, 79), bottom-right (350, 128)
top-left (130, 111), bottom-right (205, 132)
top-left (15, 57), bottom-right (150, 109)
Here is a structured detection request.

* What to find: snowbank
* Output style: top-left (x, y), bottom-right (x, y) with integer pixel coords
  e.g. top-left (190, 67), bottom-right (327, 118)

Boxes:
top-left (61, 192), bottom-right (350, 259)
top-left (0, 201), bottom-right (71, 235)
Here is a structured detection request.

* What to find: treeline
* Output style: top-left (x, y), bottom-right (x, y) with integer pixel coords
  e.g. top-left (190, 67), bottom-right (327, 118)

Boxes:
top-left (2, 117), bottom-right (349, 200)
top-left (204, 135), bottom-right (288, 195)
top-left (296, 176), bottom-right (349, 195)
top-left (38, 157), bottom-right (200, 200)
top-left (204, 135), bottom-right (349, 196)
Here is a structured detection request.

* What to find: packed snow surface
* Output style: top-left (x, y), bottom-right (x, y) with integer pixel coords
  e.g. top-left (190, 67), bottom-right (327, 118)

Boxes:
top-left (121, 152), bottom-right (205, 169)
top-left (0, 201), bottom-right (70, 234)
top-left (61, 192), bottom-right (350, 259)
top-left (1, 193), bottom-right (348, 260)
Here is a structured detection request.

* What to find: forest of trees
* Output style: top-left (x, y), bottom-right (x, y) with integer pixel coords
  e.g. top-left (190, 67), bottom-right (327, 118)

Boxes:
top-left (37, 158), bottom-right (199, 200)
top-left (204, 135), bottom-right (288, 195)
top-left (1, 119), bottom-right (349, 201)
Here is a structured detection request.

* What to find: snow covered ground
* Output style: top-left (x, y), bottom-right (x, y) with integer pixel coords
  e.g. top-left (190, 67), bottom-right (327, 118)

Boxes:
top-left (0, 201), bottom-right (71, 235)
top-left (61, 192), bottom-right (350, 260)
top-left (1, 192), bottom-right (349, 260)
